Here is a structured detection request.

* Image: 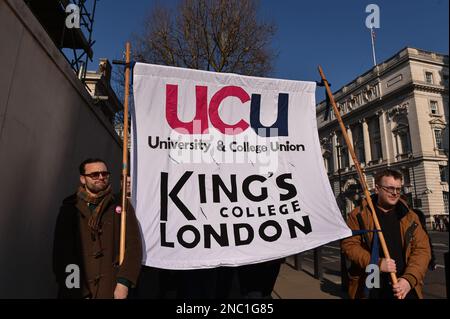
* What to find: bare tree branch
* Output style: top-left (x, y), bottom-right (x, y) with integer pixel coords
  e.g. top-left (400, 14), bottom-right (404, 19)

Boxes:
top-left (113, 0), bottom-right (276, 128)
top-left (132, 0), bottom-right (276, 76)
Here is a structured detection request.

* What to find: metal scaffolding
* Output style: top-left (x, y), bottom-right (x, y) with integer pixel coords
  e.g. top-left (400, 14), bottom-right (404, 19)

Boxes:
top-left (25, 0), bottom-right (98, 80)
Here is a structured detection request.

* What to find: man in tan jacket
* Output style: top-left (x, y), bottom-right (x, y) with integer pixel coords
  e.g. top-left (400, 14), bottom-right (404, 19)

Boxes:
top-left (341, 169), bottom-right (431, 299)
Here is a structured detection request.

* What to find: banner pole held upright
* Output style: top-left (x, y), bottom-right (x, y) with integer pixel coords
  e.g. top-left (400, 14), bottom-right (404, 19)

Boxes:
top-left (317, 66), bottom-right (398, 285)
top-left (119, 42), bottom-right (131, 265)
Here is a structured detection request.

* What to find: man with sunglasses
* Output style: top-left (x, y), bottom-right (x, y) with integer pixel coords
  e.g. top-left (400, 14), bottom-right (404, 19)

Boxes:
top-left (342, 169), bottom-right (431, 299)
top-left (53, 158), bottom-right (142, 299)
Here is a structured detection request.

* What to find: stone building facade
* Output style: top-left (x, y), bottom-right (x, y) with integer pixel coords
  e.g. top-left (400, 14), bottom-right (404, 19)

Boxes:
top-left (316, 47), bottom-right (449, 227)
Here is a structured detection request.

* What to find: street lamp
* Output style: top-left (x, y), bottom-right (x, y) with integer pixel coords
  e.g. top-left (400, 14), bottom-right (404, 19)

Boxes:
top-left (336, 143), bottom-right (349, 291)
top-left (336, 144), bottom-right (343, 197)
top-left (408, 153), bottom-right (419, 208)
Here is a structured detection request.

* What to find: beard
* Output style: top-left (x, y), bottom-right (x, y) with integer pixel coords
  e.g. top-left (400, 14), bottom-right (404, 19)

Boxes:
top-left (85, 180), bottom-right (109, 194)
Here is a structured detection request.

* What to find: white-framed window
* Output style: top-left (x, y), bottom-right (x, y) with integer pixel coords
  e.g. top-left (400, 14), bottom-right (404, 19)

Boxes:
top-left (434, 129), bottom-right (443, 149)
top-left (430, 101), bottom-right (438, 115)
top-left (425, 71), bottom-right (434, 84)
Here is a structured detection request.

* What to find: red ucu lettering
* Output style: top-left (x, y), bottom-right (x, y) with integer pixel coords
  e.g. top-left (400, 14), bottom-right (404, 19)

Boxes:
top-left (165, 84), bottom-right (289, 137)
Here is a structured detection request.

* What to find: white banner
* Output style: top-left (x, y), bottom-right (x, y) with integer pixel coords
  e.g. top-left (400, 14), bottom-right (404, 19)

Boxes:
top-left (132, 63), bottom-right (351, 269)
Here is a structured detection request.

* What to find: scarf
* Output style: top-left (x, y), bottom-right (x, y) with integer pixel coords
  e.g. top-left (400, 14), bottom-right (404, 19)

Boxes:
top-left (76, 184), bottom-right (113, 234)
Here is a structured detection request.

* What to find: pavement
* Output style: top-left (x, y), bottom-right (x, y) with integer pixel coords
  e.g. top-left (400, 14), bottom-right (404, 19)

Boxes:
top-left (272, 262), bottom-right (343, 299)
top-left (271, 231), bottom-right (449, 299)
top-left (422, 231), bottom-right (449, 299)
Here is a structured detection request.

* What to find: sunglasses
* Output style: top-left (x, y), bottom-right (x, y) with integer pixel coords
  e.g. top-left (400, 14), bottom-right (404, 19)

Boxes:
top-left (83, 171), bottom-right (111, 180)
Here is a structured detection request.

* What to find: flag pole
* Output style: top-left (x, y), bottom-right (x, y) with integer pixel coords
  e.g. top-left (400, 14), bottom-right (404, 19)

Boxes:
top-left (318, 66), bottom-right (398, 285)
top-left (370, 27), bottom-right (377, 67)
top-left (119, 42), bottom-right (131, 265)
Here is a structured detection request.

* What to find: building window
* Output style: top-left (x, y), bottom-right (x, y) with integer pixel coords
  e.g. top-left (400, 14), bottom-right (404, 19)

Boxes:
top-left (368, 117), bottom-right (383, 161)
top-left (425, 72), bottom-right (434, 84)
top-left (352, 124), bottom-right (366, 164)
top-left (392, 115), bottom-right (411, 158)
top-left (398, 131), bottom-right (411, 155)
top-left (430, 101), bottom-right (438, 115)
top-left (440, 165), bottom-right (448, 182)
top-left (321, 138), bottom-right (333, 174)
top-left (443, 192), bottom-right (449, 214)
top-left (336, 134), bottom-right (349, 169)
top-left (401, 168), bottom-right (411, 186)
top-left (324, 156), bottom-right (332, 174)
top-left (434, 129), bottom-right (443, 149)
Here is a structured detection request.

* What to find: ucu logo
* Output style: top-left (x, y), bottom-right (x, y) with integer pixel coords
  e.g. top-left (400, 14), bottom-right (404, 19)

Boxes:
top-left (165, 85), bottom-right (289, 136)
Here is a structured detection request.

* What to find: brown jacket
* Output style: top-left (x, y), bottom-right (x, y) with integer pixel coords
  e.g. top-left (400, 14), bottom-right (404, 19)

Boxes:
top-left (341, 196), bottom-right (431, 299)
top-left (53, 194), bottom-right (142, 298)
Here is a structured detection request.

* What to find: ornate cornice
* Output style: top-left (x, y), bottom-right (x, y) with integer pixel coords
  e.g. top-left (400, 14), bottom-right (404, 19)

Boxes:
top-left (413, 83), bottom-right (448, 94)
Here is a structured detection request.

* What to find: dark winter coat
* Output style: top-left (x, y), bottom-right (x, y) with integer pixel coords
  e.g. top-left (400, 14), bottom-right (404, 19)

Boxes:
top-left (53, 194), bottom-right (142, 298)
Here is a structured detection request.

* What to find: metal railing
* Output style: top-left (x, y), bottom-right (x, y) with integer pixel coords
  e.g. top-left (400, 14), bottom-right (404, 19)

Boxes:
top-left (292, 244), bottom-right (350, 292)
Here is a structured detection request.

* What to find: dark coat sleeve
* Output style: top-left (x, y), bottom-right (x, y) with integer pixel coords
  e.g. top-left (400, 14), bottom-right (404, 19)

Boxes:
top-left (52, 204), bottom-right (90, 298)
top-left (116, 201), bottom-right (143, 287)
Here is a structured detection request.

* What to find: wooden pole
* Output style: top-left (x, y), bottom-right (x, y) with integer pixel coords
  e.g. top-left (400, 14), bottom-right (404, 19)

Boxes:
top-left (119, 42), bottom-right (131, 265)
top-left (318, 66), bottom-right (398, 285)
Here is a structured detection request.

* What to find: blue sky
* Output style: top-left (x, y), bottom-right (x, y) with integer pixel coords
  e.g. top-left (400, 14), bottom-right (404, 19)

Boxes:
top-left (88, 0), bottom-right (449, 102)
